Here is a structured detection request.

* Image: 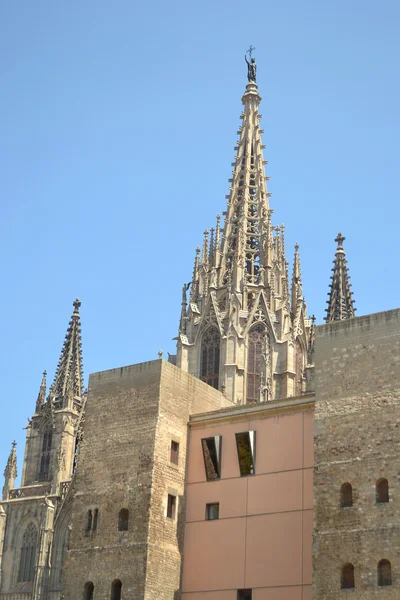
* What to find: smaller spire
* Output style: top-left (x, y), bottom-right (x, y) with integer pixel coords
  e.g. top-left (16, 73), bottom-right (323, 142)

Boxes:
top-left (35, 370), bottom-right (47, 413)
top-left (308, 314), bottom-right (316, 363)
top-left (215, 214), bottom-right (221, 266)
top-left (190, 247), bottom-right (201, 302)
top-left (325, 233), bottom-right (356, 322)
top-left (2, 441), bottom-right (17, 500)
top-left (209, 227), bottom-right (215, 265)
top-left (201, 230), bottom-right (209, 265)
top-left (291, 243), bottom-right (303, 314)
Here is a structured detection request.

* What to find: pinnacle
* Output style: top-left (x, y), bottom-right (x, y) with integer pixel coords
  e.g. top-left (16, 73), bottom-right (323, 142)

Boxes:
top-left (325, 233), bottom-right (356, 322)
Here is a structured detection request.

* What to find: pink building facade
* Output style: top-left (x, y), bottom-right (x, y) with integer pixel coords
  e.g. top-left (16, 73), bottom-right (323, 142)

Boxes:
top-left (182, 395), bottom-right (314, 600)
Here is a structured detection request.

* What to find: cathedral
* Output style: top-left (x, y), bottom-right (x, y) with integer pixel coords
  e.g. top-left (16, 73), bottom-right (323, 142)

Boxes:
top-left (1, 57), bottom-right (399, 600)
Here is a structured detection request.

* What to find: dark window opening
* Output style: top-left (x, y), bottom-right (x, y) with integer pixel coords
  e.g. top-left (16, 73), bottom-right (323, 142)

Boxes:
top-left (83, 582), bottom-right (94, 600)
top-left (200, 327), bottom-right (220, 389)
top-left (38, 431), bottom-right (52, 481)
top-left (92, 509), bottom-right (99, 531)
top-left (111, 579), bottom-right (122, 600)
top-left (170, 441), bottom-right (179, 465)
top-left (295, 339), bottom-right (303, 396)
top-left (247, 325), bottom-right (265, 404)
top-left (201, 436), bottom-right (222, 481)
top-left (18, 522), bottom-right (38, 582)
top-left (340, 483), bottom-right (353, 508)
top-left (235, 431), bottom-right (256, 476)
top-left (376, 478), bottom-right (389, 504)
top-left (237, 590), bottom-right (252, 600)
top-left (206, 503), bottom-right (219, 521)
top-left (86, 510), bottom-right (92, 532)
top-left (341, 563), bottom-right (355, 589)
top-left (118, 509), bottom-right (129, 532)
top-left (167, 494), bottom-right (176, 519)
top-left (378, 559), bottom-right (392, 586)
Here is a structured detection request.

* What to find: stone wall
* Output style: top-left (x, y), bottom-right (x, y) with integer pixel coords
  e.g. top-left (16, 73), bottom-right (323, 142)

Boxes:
top-left (313, 308), bottom-right (400, 599)
top-left (62, 359), bottom-right (232, 600)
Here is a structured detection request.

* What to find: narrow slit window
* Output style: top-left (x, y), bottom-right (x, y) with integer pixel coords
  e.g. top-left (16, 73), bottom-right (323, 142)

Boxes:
top-left (86, 510), bottom-right (92, 532)
top-left (92, 509), bottom-right (99, 531)
top-left (237, 590), bottom-right (252, 600)
top-left (205, 503), bottom-right (219, 521)
top-left (118, 508), bottom-right (129, 532)
top-left (167, 494), bottom-right (176, 519)
top-left (341, 563), bottom-right (355, 589)
top-left (340, 483), bottom-right (353, 508)
top-left (170, 441), bottom-right (179, 465)
top-left (111, 579), bottom-right (122, 600)
top-left (83, 582), bottom-right (94, 600)
top-left (235, 431), bottom-right (256, 476)
top-left (201, 436), bottom-right (222, 481)
top-left (376, 478), bottom-right (389, 504)
top-left (378, 559), bottom-right (392, 586)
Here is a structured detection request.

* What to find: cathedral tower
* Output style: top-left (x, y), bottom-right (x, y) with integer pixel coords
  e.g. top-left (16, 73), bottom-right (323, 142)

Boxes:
top-left (176, 56), bottom-right (313, 403)
top-left (0, 299), bottom-right (85, 600)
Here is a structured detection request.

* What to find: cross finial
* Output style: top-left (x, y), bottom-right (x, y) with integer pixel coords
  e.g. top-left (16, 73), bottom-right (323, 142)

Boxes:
top-left (246, 45), bottom-right (256, 58)
top-left (335, 232), bottom-right (345, 247)
top-left (73, 298), bottom-right (81, 313)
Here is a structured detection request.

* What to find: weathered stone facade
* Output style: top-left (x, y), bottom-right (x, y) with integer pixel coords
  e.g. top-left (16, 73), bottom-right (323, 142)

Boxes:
top-left (62, 360), bottom-right (233, 600)
top-left (313, 308), bottom-right (400, 599)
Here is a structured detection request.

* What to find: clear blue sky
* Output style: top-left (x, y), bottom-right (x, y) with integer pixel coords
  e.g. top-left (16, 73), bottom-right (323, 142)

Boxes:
top-left (1, 1), bottom-right (399, 476)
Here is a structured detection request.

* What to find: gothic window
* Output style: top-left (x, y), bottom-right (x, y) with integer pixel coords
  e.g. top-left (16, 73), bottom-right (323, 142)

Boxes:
top-left (295, 339), bottom-right (303, 396)
top-left (340, 483), bottom-right (353, 508)
top-left (378, 559), bottom-right (392, 586)
top-left (118, 509), bottom-right (129, 532)
top-left (200, 327), bottom-right (220, 390)
top-left (341, 563), bottom-right (355, 589)
top-left (111, 580), bottom-right (122, 600)
top-left (247, 325), bottom-right (266, 404)
top-left (376, 478), bottom-right (389, 504)
top-left (84, 582), bottom-right (94, 600)
top-left (18, 522), bottom-right (38, 582)
top-left (38, 431), bottom-right (52, 481)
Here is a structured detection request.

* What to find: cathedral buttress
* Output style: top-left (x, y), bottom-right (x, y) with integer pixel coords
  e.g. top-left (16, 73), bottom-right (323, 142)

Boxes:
top-left (176, 56), bottom-right (313, 404)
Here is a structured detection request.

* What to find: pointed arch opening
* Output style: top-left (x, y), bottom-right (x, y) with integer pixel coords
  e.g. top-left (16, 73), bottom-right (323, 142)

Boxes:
top-left (200, 327), bottom-right (220, 390)
top-left (247, 324), bottom-right (267, 404)
top-left (111, 579), bottom-right (122, 600)
top-left (83, 582), bottom-right (94, 600)
top-left (341, 563), bottom-right (355, 589)
top-left (295, 339), bottom-right (303, 396)
top-left (378, 559), bottom-right (392, 586)
top-left (18, 522), bottom-right (38, 583)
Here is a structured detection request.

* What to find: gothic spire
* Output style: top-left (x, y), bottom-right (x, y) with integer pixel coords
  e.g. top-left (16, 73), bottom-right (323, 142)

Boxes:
top-left (219, 76), bottom-right (272, 291)
top-left (291, 243), bottom-right (303, 314)
top-left (325, 233), bottom-right (355, 322)
top-left (35, 370), bottom-right (47, 413)
top-left (52, 298), bottom-right (84, 405)
top-left (2, 441), bottom-right (17, 500)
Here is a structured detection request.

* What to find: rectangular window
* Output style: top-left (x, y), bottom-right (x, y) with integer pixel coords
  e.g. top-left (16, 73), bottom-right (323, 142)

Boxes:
top-left (201, 436), bottom-right (222, 480)
top-left (170, 441), bottom-right (179, 465)
top-left (205, 502), bottom-right (219, 520)
top-left (235, 431), bottom-right (256, 476)
top-left (237, 590), bottom-right (252, 600)
top-left (167, 494), bottom-right (176, 519)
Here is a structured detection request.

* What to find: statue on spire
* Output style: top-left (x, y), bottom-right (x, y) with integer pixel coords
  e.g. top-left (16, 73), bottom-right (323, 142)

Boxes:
top-left (245, 46), bottom-right (257, 83)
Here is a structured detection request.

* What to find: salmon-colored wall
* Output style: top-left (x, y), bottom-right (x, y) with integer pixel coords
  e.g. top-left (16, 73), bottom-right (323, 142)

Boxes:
top-left (182, 407), bottom-right (314, 600)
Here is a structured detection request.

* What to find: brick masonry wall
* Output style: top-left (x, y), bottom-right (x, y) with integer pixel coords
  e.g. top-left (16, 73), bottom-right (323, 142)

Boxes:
top-left (62, 360), bottom-right (232, 600)
top-left (313, 308), bottom-right (400, 599)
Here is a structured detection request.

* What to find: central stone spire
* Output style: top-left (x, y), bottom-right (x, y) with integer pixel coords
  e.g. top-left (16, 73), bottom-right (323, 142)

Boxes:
top-left (176, 60), bottom-right (314, 404)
